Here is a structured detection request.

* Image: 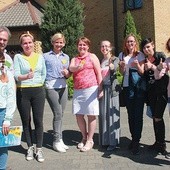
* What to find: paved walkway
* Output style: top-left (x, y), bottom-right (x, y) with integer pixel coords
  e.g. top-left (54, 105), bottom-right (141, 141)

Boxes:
top-left (8, 100), bottom-right (170, 170)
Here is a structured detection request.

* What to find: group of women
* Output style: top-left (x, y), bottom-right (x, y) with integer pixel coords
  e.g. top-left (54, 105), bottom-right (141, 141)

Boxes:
top-left (118, 34), bottom-right (170, 158)
top-left (1, 28), bottom-right (170, 169)
top-left (98, 34), bottom-right (170, 159)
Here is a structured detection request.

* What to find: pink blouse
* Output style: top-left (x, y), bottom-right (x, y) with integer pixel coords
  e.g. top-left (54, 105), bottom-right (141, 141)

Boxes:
top-left (73, 53), bottom-right (98, 89)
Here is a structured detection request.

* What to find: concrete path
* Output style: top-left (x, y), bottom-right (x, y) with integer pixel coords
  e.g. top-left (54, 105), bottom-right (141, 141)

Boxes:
top-left (8, 100), bottom-right (170, 170)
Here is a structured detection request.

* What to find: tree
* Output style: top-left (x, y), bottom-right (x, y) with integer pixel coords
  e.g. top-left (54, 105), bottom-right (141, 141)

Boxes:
top-left (124, 10), bottom-right (142, 44)
top-left (40, 0), bottom-right (84, 57)
top-left (40, 0), bottom-right (84, 98)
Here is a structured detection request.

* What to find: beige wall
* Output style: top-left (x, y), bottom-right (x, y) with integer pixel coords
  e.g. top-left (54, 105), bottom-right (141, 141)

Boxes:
top-left (153, 0), bottom-right (170, 55)
top-left (81, 0), bottom-right (114, 58)
top-left (0, 0), bottom-right (15, 10)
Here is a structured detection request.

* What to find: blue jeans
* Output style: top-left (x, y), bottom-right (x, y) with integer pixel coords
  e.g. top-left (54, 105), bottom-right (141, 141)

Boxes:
top-left (0, 108), bottom-right (8, 170)
top-left (125, 85), bottom-right (145, 143)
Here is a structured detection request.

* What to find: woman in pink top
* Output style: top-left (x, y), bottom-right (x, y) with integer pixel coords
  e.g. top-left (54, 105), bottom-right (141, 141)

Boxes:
top-left (69, 37), bottom-right (103, 152)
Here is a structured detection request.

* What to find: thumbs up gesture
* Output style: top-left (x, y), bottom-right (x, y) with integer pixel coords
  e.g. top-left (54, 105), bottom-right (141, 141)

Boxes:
top-left (157, 58), bottom-right (167, 71)
top-left (131, 56), bottom-right (139, 68)
top-left (27, 68), bottom-right (34, 79)
top-left (144, 58), bottom-right (152, 70)
top-left (119, 58), bottom-right (125, 68)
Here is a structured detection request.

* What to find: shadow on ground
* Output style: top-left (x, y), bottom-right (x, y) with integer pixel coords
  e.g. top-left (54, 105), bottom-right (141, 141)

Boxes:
top-left (8, 130), bottom-right (170, 167)
top-left (98, 136), bottom-right (170, 166)
top-left (43, 129), bottom-right (99, 149)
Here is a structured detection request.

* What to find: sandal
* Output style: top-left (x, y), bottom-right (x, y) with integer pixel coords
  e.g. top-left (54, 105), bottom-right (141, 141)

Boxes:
top-left (80, 140), bottom-right (94, 152)
top-left (77, 139), bottom-right (87, 149)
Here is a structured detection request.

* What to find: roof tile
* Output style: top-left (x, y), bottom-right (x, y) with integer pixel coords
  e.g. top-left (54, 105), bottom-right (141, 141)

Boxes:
top-left (0, 1), bottom-right (43, 27)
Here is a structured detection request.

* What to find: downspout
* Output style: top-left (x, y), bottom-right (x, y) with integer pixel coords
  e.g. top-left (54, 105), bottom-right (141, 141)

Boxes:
top-left (113, 0), bottom-right (118, 56)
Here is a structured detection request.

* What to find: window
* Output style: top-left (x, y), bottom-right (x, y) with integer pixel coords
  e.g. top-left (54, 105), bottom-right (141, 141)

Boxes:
top-left (124, 0), bottom-right (143, 11)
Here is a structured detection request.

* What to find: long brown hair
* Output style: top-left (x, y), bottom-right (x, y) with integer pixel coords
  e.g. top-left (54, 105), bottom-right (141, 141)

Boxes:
top-left (0, 51), bottom-right (8, 83)
top-left (122, 33), bottom-right (139, 56)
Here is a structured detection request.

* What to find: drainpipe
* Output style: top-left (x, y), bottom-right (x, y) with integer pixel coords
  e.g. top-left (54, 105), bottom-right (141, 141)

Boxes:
top-left (113, 0), bottom-right (118, 56)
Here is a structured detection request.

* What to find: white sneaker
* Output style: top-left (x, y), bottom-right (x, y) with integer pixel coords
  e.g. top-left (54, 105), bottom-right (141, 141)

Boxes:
top-left (36, 148), bottom-right (45, 163)
top-left (53, 142), bottom-right (66, 153)
top-left (60, 139), bottom-right (69, 150)
top-left (26, 146), bottom-right (34, 161)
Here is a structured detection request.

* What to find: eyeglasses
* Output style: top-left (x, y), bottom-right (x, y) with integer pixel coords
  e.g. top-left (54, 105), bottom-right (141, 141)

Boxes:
top-left (101, 45), bottom-right (110, 48)
top-left (126, 40), bottom-right (135, 43)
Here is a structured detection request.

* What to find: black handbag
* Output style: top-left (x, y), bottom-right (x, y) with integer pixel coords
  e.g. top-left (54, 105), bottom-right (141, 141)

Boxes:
top-left (119, 82), bottom-right (126, 107)
top-left (118, 53), bottom-right (126, 107)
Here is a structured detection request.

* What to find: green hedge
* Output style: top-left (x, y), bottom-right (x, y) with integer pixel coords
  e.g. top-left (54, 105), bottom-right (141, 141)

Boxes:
top-left (67, 76), bottom-right (74, 99)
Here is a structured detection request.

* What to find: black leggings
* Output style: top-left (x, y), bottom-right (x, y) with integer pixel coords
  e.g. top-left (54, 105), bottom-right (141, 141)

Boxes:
top-left (17, 87), bottom-right (45, 148)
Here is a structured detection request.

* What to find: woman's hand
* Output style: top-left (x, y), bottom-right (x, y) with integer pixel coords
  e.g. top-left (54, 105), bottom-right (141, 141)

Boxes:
top-left (98, 89), bottom-right (103, 99)
top-left (119, 60), bottom-right (125, 73)
top-left (61, 68), bottom-right (71, 78)
top-left (132, 57), bottom-right (140, 68)
top-left (2, 124), bottom-right (10, 136)
top-left (144, 58), bottom-right (153, 70)
top-left (157, 58), bottom-right (167, 71)
top-left (109, 63), bottom-right (114, 70)
top-left (27, 68), bottom-right (34, 79)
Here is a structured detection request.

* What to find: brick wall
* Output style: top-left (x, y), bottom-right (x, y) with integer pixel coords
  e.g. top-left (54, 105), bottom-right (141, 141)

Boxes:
top-left (81, 0), bottom-right (114, 58)
top-left (82, 0), bottom-right (170, 56)
top-left (114, 0), bottom-right (155, 54)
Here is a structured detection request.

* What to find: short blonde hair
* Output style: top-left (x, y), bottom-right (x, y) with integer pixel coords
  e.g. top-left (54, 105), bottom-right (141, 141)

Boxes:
top-left (51, 33), bottom-right (66, 44)
top-left (19, 31), bottom-right (34, 44)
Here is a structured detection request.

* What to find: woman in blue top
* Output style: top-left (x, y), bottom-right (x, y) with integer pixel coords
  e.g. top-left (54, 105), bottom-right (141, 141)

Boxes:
top-left (14, 32), bottom-right (46, 163)
top-left (43, 33), bottom-right (70, 153)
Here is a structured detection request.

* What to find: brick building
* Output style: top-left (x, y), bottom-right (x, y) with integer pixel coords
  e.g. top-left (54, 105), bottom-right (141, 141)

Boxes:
top-left (0, 0), bottom-right (170, 56)
top-left (0, 0), bottom-right (43, 57)
top-left (82, 0), bottom-right (170, 56)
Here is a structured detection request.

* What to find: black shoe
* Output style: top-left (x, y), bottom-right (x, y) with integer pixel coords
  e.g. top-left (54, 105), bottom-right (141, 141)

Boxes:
top-left (165, 152), bottom-right (170, 159)
top-left (148, 142), bottom-right (167, 155)
top-left (158, 143), bottom-right (167, 155)
top-left (128, 141), bottom-right (133, 150)
top-left (148, 142), bottom-right (159, 151)
top-left (131, 142), bottom-right (140, 155)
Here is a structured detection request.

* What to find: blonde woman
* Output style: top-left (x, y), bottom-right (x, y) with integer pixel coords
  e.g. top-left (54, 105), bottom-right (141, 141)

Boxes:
top-left (14, 32), bottom-right (46, 162)
top-left (43, 33), bottom-right (70, 153)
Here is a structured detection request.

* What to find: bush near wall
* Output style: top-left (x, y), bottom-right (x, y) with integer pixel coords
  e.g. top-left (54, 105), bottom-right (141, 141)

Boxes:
top-left (67, 75), bottom-right (74, 99)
